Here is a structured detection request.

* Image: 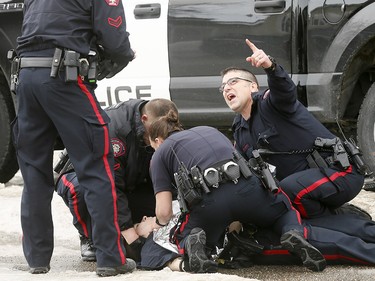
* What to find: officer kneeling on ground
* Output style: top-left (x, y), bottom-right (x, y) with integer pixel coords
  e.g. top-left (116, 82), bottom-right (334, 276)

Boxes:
top-left (221, 39), bottom-right (372, 220)
top-left (146, 109), bottom-right (326, 272)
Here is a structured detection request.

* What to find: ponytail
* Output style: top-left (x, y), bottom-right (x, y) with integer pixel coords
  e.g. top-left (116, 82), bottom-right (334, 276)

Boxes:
top-left (149, 110), bottom-right (183, 140)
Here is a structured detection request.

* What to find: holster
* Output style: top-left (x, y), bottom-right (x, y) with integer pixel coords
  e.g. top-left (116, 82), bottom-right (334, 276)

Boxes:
top-left (313, 137), bottom-right (350, 170)
top-left (306, 150), bottom-right (328, 169)
top-left (8, 49), bottom-right (20, 94)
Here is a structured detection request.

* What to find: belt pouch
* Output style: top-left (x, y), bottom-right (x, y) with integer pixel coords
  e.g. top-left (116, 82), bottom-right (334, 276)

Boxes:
top-left (64, 50), bottom-right (80, 82)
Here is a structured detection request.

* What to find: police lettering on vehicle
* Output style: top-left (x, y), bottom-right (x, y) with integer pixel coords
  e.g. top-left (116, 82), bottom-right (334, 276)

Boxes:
top-left (97, 85), bottom-right (152, 107)
top-left (93, 0), bottom-right (171, 109)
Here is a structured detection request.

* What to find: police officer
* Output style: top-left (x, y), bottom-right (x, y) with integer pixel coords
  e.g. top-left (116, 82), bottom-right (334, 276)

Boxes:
top-left (223, 214), bottom-right (375, 267)
top-left (221, 39), bottom-right (365, 219)
top-left (13, 0), bottom-right (134, 276)
top-left (55, 98), bottom-right (178, 262)
top-left (147, 110), bottom-right (327, 272)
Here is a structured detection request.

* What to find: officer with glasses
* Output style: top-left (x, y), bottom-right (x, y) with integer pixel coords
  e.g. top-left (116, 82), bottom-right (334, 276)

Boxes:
top-left (220, 77), bottom-right (256, 93)
top-left (220, 39), bottom-right (368, 221)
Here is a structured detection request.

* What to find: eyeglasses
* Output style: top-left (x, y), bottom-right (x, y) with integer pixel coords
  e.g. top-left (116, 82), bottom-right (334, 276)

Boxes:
top-left (219, 77), bottom-right (253, 93)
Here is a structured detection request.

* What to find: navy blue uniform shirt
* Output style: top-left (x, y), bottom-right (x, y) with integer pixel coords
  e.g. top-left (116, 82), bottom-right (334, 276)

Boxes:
top-left (106, 99), bottom-right (154, 230)
top-left (232, 65), bottom-right (336, 180)
top-left (17, 0), bottom-right (134, 64)
top-left (150, 126), bottom-right (234, 195)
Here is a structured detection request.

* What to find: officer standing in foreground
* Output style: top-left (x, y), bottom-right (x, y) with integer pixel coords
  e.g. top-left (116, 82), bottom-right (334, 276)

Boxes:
top-left (55, 98), bottom-right (179, 262)
top-left (221, 39), bottom-right (365, 219)
top-left (147, 110), bottom-right (327, 272)
top-left (12, 0), bottom-right (134, 276)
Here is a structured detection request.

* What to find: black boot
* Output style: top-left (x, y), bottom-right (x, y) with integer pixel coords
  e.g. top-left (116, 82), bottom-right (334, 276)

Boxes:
top-left (29, 266), bottom-right (50, 274)
top-left (334, 203), bottom-right (372, 220)
top-left (96, 259), bottom-right (136, 277)
top-left (184, 228), bottom-right (218, 273)
top-left (80, 235), bottom-right (96, 262)
top-left (281, 230), bottom-right (326, 272)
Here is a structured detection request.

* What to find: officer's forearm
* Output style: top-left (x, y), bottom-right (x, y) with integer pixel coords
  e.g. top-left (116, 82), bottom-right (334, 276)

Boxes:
top-left (154, 213), bottom-right (172, 227)
top-left (155, 191), bottom-right (173, 226)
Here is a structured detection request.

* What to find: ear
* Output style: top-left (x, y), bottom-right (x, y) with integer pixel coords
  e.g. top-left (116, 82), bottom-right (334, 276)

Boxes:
top-left (141, 114), bottom-right (148, 124)
top-left (155, 138), bottom-right (164, 146)
top-left (250, 82), bottom-right (259, 92)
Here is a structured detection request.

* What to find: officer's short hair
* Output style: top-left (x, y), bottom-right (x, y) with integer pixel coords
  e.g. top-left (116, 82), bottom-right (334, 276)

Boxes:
top-left (220, 67), bottom-right (259, 88)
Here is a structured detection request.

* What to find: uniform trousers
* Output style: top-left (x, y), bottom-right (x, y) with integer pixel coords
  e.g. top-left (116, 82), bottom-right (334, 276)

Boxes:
top-left (140, 215), bottom-right (375, 269)
top-left (175, 176), bottom-right (305, 252)
top-left (13, 51), bottom-right (125, 268)
top-left (56, 171), bottom-right (156, 237)
top-left (280, 165), bottom-right (364, 218)
top-left (253, 214), bottom-right (375, 265)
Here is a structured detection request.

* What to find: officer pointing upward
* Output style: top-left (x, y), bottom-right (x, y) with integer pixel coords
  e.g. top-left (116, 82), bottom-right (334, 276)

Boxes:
top-left (221, 39), bottom-right (366, 219)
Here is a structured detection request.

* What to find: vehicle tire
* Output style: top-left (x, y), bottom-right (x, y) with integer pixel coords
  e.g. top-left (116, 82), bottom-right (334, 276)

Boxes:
top-left (357, 83), bottom-right (375, 174)
top-left (0, 83), bottom-right (18, 183)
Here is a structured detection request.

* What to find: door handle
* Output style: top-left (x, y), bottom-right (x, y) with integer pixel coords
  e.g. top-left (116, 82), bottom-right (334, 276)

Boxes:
top-left (254, 0), bottom-right (286, 12)
top-left (134, 3), bottom-right (161, 19)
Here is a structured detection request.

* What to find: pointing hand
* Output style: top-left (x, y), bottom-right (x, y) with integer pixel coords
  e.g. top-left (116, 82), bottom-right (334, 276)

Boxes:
top-left (245, 39), bottom-right (272, 69)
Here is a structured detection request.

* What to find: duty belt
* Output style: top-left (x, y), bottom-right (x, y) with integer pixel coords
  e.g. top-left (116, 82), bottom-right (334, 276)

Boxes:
top-left (19, 57), bottom-right (54, 68)
top-left (19, 48), bottom-right (95, 81)
top-left (8, 48), bottom-right (97, 94)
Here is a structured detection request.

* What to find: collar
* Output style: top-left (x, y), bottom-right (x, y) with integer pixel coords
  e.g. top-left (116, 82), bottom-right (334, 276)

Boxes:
top-left (135, 100), bottom-right (148, 144)
top-left (232, 91), bottom-right (264, 131)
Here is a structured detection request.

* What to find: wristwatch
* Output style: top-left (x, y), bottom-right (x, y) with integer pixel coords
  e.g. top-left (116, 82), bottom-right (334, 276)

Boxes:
top-left (264, 55), bottom-right (276, 72)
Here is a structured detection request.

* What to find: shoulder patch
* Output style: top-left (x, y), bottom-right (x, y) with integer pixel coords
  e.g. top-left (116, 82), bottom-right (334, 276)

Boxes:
top-left (105, 0), bottom-right (120, 6)
top-left (112, 138), bottom-right (126, 157)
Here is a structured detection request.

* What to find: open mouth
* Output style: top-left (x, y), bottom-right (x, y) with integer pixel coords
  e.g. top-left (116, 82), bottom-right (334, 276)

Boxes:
top-left (227, 93), bottom-right (236, 101)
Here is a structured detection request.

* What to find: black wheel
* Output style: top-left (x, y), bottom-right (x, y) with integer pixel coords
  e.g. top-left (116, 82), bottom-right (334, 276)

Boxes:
top-left (0, 83), bottom-right (18, 183)
top-left (357, 83), bottom-right (375, 174)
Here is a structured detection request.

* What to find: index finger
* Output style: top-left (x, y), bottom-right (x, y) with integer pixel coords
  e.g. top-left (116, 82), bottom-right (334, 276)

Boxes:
top-left (245, 39), bottom-right (259, 54)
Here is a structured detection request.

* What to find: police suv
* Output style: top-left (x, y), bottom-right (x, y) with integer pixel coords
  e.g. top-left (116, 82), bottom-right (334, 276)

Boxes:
top-left (0, 0), bottom-right (375, 183)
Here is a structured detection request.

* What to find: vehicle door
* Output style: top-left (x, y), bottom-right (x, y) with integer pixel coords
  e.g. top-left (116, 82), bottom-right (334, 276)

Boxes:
top-left (95, 0), bottom-right (170, 108)
top-left (167, 0), bottom-right (293, 126)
